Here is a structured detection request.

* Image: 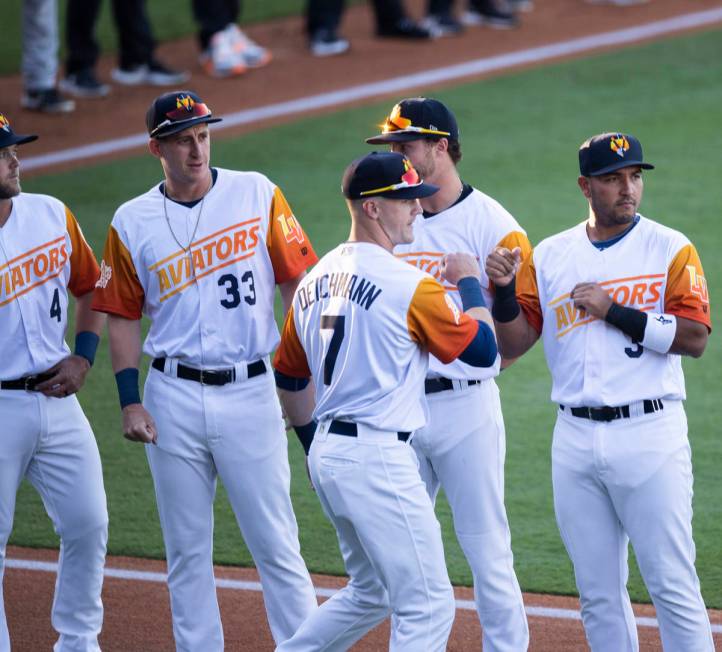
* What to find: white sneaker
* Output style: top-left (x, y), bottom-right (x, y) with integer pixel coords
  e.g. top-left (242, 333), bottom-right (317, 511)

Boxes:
top-left (200, 25), bottom-right (247, 78)
top-left (310, 29), bottom-right (350, 57)
top-left (225, 23), bottom-right (272, 68)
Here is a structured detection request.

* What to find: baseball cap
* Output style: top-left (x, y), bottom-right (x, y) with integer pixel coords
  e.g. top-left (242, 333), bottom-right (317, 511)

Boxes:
top-left (365, 97), bottom-right (459, 144)
top-left (579, 132), bottom-right (654, 176)
top-left (0, 113), bottom-right (38, 149)
top-left (146, 90), bottom-right (222, 139)
top-left (342, 152), bottom-right (439, 200)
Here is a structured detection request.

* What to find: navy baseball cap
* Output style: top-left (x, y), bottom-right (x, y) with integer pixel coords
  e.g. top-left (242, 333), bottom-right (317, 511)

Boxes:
top-left (342, 152), bottom-right (439, 200)
top-left (0, 113), bottom-right (38, 148)
top-left (579, 133), bottom-right (654, 177)
top-left (146, 90), bottom-right (222, 138)
top-left (366, 98), bottom-right (459, 144)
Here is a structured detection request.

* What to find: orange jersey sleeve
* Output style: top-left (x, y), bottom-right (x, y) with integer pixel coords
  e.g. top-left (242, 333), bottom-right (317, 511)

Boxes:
top-left (65, 207), bottom-right (100, 297)
top-left (516, 253), bottom-right (543, 334)
top-left (266, 187), bottom-right (318, 284)
top-left (273, 305), bottom-right (311, 377)
top-left (665, 243), bottom-right (711, 330)
top-left (490, 230), bottom-right (533, 290)
top-left (407, 277), bottom-right (478, 364)
top-left (91, 225), bottom-right (145, 319)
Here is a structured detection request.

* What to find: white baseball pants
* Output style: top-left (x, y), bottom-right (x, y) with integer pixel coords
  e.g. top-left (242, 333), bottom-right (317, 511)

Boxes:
top-left (0, 390), bottom-right (108, 652)
top-left (143, 366), bottom-right (317, 652)
top-left (412, 379), bottom-right (529, 651)
top-left (552, 400), bottom-right (714, 651)
top-left (277, 422), bottom-right (456, 652)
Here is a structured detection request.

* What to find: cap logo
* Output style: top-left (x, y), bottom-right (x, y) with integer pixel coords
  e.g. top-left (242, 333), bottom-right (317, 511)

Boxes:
top-left (401, 158), bottom-right (420, 185)
top-left (610, 135), bottom-right (630, 158)
top-left (176, 95), bottom-right (195, 113)
top-left (0, 114), bottom-right (10, 133)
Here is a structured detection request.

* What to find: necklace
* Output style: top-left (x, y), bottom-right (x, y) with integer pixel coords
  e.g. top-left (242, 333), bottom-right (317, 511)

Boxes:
top-left (163, 176), bottom-right (212, 278)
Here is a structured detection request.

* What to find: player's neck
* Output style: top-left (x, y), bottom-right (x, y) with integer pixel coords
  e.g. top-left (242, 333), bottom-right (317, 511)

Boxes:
top-left (0, 198), bottom-right (11, 228)
top-left (347, 224), bottom-right (393, 253)
top-left (420, 168), bottom-right (462, 214)
top-left (164, 172), bottom-right (213, 203)
top-left (586, 212), bottom-right (635, 242)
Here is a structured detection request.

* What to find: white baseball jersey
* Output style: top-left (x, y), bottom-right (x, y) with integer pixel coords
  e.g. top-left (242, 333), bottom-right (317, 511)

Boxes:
top-left (517, 215), bottom-right (711, 406)
top-left (92, 168), bottom-right (317, 365)
top-left (274, 241), bottom-right (478, 432)
top-left (395, 187), bottom-right (531, 380)
top-left (0, 192), bottom-right (100, 378)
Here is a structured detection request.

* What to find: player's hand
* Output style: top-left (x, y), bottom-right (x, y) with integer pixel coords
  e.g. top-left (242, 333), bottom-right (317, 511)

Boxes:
top-left (121, 404), bottom-right (158, 444)
top-left (485, 246), bottom-right (521, 287)
top-left (35, 355), bottom-right (91, 397)
top-left (570, 282), bottom-right (613, 319)
top-left (440, 253), bottom-right (481, 286)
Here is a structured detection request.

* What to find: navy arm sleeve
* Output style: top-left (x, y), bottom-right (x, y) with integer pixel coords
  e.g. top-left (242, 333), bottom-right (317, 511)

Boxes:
top-left (458, 321), bottom-right (498, 367)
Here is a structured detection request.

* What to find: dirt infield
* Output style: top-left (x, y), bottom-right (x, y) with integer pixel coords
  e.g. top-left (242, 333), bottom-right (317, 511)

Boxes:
top-left (6, 546), bottom-right (722, 651)
top-left (5, 1), bottom-right (722, 650)
top-left (6, 0), bottom-right (722, 175)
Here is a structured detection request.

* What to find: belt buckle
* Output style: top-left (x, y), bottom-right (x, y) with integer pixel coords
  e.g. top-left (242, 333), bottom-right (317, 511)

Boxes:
top-left (198, 370), bottom-right (212, 386)
top-left (589, 406), bottom-right (618, 422)
top-left (24, 375), bottom-right (38, 391)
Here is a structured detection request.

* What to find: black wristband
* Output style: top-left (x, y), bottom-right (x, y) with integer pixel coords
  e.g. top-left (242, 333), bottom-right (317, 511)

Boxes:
top-left (115, 368), bottom-right (141, 409)
top-left (74, 331), bottom-right (99, 366)
top-left (457, 277), bottom-right (486, 311)
top-left (604, 302), bottom-right (647, 342)
top-left (491, 278), bottom-right (520, 323)
top-left (293, 421), bottom-right (317, 455)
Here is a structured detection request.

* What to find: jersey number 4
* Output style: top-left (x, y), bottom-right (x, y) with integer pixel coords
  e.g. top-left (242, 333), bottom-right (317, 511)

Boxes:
top-left (50, 288), bottom-right (62, 322)
top-left (218, 272), bottom-right (256, 309)
top-left (321, 315), bottom-right (345, 385)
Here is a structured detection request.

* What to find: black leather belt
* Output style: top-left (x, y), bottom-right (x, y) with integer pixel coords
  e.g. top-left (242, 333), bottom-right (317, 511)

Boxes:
top-left (560, 399), bottom-right (664, 422)
top-left (425, 377), bottom-right (480, 395)
top-left (152, 358), bottom-right (266, 386)
top-left (329, 419), bottom-right (411, 443)
top-left (1, 373), bottom-right (55, 391)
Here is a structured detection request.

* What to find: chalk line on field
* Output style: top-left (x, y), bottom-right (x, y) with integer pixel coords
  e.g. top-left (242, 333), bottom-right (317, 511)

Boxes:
top-left (7, 558), bottom-right (722, 632)
top-left (21, 7), bottom-right (722, 173)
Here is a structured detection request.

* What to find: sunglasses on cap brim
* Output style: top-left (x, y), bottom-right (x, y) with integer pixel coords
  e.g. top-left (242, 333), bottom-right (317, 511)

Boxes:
top-left (150, 101), bottom-right (213, 138)
top-left (382, 116), bottom-right (450, 138)
top-left (359, 166), bottom-right (423, 196)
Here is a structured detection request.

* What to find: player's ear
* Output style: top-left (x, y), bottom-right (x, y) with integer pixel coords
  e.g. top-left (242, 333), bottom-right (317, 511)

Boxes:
top-left (148, 138), bottom-right (162, 159)
top-left (577, 175), bottom-right (591, 198)
top-left (362, 198), bottom-right (380, 221)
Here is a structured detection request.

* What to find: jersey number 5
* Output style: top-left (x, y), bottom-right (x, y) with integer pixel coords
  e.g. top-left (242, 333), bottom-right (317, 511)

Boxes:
top-left (625, 339), bottom-right (643, 358)
top-left (321, 315), bottom-right (345, 385)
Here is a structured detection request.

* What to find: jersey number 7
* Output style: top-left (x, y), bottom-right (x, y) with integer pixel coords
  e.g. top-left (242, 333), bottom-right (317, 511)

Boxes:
top-left (321, 315), bottom-right (345, 385)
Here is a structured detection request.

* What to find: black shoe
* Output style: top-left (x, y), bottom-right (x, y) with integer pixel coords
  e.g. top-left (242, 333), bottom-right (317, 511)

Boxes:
top-left (377, 18), bottom-right (433, 39)
top-left (59, 69), bottom-right (110, 98)
top-left (310, 29), bottom-right (350, 57)
top-left (21, 88), bottom-right (75, 113)
top-left (112, 59), bottom-right (189, 86)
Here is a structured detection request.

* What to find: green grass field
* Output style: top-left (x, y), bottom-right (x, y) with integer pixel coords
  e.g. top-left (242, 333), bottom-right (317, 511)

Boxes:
top-left (10, 29), bottom-right (722, 607)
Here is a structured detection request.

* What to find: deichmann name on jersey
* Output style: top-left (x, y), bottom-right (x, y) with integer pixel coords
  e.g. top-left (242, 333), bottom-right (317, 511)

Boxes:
top-left (0, 236), bottom-right (69, 307)
top-left (297, 273), bottom-right (383, 312)
top-left (149, 219), bottom-right (261, 302)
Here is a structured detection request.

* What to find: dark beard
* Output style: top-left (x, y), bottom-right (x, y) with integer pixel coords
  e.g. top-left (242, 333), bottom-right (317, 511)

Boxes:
top-left (0, 181), bottom-right (20, 200)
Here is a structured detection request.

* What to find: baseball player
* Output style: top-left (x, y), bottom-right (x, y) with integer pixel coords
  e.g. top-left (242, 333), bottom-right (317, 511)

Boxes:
top-left (366, 97), bottom-right (530, 650)
top-left (91, 91), bottom-right (319, 650)
top-left (0, 114), bottom-right (107, 651)
top-left (485, 133), bottom-right (714, 650)
top-left (274, 151), bottom-right (499, 651)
